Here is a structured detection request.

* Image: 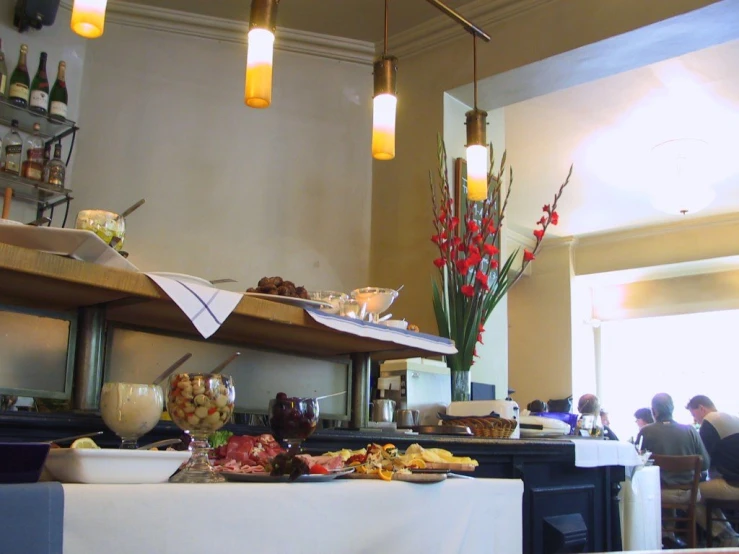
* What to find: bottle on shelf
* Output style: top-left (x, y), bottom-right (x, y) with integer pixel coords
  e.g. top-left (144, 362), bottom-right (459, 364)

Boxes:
top-left (8, 44), bottom-right (29, 108)
top-left (29, 51), bottom-right (49, 115)
top-left (1, 120), bottom-right (23, 175)
top-left (22, 122), bottom-right (44, 181)
top-left (44, 142), bottom-right (65, 187)
top-left (49, 61), bottom-right (68, 122)
top-left (0, 39), bottom-right (8, 98)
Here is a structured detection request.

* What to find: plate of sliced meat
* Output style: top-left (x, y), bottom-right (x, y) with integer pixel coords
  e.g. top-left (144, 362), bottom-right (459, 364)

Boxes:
top-left (222, 467), bottom-right (355, 483)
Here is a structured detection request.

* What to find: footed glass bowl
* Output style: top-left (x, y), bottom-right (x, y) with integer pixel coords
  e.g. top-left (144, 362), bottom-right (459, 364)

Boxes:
top-left (75, 209), bottom-right (126, 251)
top-left (351, 287), bottom-right (399, 323)
top-left (268, 394), bottom-right (319, 452)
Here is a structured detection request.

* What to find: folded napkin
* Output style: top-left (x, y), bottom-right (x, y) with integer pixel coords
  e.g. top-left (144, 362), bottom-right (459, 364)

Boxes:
top-left (145, 274), bottom-right (242, 339)
top-left (0, 482), bottom-right (64, 554)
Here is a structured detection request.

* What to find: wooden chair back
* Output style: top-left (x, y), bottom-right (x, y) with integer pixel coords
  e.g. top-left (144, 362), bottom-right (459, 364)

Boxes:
top-left (651, 454), bottom-right (702, 548)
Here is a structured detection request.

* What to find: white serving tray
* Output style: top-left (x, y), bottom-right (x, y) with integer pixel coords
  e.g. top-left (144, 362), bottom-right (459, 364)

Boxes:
top-left (0, 222), bottom-right (138, 271)
top-left (45, 448), bottom-right (191, 484)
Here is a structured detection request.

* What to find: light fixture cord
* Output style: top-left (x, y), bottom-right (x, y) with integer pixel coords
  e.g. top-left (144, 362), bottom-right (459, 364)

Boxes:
top-left (473, 33), bottom-right (478, 110)
top-left (384, 0), bottom-right (389, 57)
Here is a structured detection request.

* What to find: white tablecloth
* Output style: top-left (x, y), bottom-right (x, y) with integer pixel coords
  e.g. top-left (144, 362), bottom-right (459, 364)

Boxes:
top-left (620, 465), bottom-right (662, 551)
top-left (572, 440), bottom-right (643, 468)
top-left (63, 479), bottom-right (523, 554)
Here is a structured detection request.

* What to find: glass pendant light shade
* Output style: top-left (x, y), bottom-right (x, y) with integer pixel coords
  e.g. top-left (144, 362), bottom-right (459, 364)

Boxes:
top-left (245, 0), bottom-right (279, 109)
top-left (70, 0), bottom-right (108, 39)
top-left (372, 94), bottom-right (397, 160)
top-left (465, 109), bottom-right (488, 202)
top-left (372, 57), bottom-right (398, 161)
top-left (245, 28), bottom-right (275, 108)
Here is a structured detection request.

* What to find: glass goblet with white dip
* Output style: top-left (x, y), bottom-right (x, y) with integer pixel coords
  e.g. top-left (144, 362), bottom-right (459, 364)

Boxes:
top-left (100, 382), bottom-right (165, 449)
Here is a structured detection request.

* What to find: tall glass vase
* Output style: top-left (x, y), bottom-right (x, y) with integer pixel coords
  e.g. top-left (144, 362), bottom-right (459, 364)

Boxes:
top-left (450, 370), bottom-right (471, 402)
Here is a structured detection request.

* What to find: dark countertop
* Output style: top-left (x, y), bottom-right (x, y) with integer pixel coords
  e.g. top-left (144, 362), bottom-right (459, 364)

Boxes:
top-left (0, 411), bottom-right (576, 464)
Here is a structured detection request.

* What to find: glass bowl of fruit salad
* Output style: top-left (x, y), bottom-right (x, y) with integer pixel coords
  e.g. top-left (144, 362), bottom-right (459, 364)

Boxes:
top-left (75, 209), bottom-right (125, 251)
top-left (268, 393), bottom-right (319, 453)
top-left (167, 372), bottom-right (235, 483)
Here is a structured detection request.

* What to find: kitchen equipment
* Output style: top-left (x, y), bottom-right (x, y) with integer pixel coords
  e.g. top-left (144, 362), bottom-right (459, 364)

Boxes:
top-left (413, 425), bottom-right (472, 436)
top-left (46, 431), bottom-right (103, 445)
top-left (370, 398), bottom-right (396, 422)
top-left (210, 351), bottom-right (241, 374)
top-left (117, 198), bottom-right (146, 220)
top-left (378, 358), bottom-right (451, 426)
top-left (309, 291), bottom-right (348, 314)
top-left (447, 400), bottom-right (520, 439)
top-left (396, 409), bottom-right (419, 428)
top-left (315, 391), bottom-right (347, 401)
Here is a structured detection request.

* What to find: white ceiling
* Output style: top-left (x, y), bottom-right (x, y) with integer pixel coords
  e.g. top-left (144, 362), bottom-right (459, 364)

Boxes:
top-left (120, 0), bottom-right (470, 43)
top-left (501, 38), bottom-right (739, 238)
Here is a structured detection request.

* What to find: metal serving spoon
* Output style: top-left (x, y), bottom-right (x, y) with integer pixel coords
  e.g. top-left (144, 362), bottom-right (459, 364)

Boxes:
top-left (136, 438), bottom-right (182, 451)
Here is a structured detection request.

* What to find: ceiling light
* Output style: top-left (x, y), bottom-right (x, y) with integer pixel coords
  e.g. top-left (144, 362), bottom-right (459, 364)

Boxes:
top-left (245, 0), bottom-right (279, 109)
top-left (465, 35), bottom-right (487, 202)
top-left (372, 0), bottom-right (398, 161)
top-left (70, 0), bottom-right (107, 39)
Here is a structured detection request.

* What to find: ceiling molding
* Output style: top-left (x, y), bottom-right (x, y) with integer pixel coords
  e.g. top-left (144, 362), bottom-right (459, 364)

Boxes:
top-left (575, 212), bottom-right (739, 248)
top-left (60, 0), bottom-right (375, 65)
top-left (383, 0), bottom-right (556, 59)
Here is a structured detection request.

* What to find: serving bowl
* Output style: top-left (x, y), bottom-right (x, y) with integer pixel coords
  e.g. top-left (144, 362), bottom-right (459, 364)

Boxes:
top-left (350, 287), bottom-right (399, 322)
top-left (75, 209), bottom-right (125, 251)
top-left (100, 382), bottom-right (164, 449)
top-left (268, 393), bottom-right (319, 452)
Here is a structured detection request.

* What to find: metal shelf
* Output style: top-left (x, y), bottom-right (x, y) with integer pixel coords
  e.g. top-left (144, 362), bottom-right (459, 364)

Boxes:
top-left (0, 97), bottom-right (78, 143)
top-left (0, 171), bottom-right (72, 211)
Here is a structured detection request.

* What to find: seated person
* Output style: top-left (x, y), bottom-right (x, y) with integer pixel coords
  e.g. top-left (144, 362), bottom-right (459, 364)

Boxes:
top-left (634, 407), bottom-right (654, 429)
top-left (600, 409), bottom-right (619, 441)
top-left (637, 393), bottom-right (737, 547)
top-left (686, 395), bottom-right (739, 544)
top-left (527, 399), bottom-right (548, 412)
top-left (576, 394), bottom-right (618, 440)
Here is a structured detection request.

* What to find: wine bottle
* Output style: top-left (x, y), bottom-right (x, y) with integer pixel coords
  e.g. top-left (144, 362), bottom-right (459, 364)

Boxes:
top-left (29, 51), bottom-right (49, 115)
top-left (0, 39), bottom-right (8, 98)
top-left (49, 61), bottom-right (68, 122)
top-left (8, 44), bottom-right (29, 108)
top-left (1, 120), bottom-right (22, 175)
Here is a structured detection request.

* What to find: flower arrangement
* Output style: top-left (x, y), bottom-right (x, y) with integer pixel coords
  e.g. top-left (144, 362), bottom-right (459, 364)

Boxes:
top-left (429, 138), bottom-right (572, 399)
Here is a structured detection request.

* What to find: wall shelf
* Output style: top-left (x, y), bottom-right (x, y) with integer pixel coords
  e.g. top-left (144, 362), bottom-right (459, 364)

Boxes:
top-left (0, 97), bottom-right (78, 143)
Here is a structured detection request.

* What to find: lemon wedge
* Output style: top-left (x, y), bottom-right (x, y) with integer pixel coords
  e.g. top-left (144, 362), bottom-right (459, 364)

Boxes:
top-left (378, 469), bottom-right (393, 481)
top-left (70, 438), bottom-right (101, 449)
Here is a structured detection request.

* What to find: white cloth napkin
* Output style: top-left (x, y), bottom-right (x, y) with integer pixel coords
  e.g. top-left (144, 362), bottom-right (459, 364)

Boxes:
top-left (145, 273), bottom-right (242, 339)
top-left (572, 439), bottom-right (643, 468)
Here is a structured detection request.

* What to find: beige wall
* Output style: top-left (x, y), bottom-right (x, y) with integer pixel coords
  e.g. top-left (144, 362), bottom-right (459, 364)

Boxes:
top-left (370, 0), bottom-right (719, 400)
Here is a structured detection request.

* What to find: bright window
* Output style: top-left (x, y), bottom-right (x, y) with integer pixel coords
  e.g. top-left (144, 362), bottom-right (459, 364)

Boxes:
top-left (598, 310), bottom-right (739, 441)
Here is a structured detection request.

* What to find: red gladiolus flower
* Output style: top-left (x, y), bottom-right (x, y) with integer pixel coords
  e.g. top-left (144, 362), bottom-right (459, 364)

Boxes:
top-left (450, 217), bottom-right (460, 229)
top-left (439, 209), bottom-right (447, 221)
top-left (433, 257), bottom-right (446, 269)
top-left (477, 333), bottom-right (484, 344)
top-left (431, 234), bottom-right (440, 244)
top-left (478, 323), bottom-right (485, 333)
top-left (475, 270), bottom-right (489, 290)
top-left (466, 220), bottom-right (479, 233)
top-left (487, 224), bottom-right (497, 234)
top-left (483, 244), bottom-right (499, 256)
top-left (537, 216), bottom-right (546, 226)
top-left (543, 204), bottom-right (551, 213)
top-left (461, 285), bottom-right (475, 297)
top-left (452, 237), bottom-right (462, 247)
top-left (550, 211), bottom-right (559, 225)
top-left (475, 234), bottom-right (484, 245)
top-left (523, 249), bottom-right (535, 262)
top-left (467, 252), bottom-right (482, 267)
top-left (456, 259), bottom-right (469, 274)
top-left (533, 229), bottom-right (545, 240)
top-left (490, 259), bottom-right (499, 269)
top-left (473, 347), bottom-right (478, 358)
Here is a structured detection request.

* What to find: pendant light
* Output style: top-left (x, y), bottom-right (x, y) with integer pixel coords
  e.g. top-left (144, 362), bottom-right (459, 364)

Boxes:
top-left (372, 0), bottom-right (398, 161)
top-left (70, 0), bottom-right (108, 39)
top-left (245, 0), bottom-right (279, 108)
top-left (465, 34), bottom-right (488, 202)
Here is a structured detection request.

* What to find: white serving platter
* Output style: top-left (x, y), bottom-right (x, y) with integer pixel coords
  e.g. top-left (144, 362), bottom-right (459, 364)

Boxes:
top-left (0, 224), bottom-right (138, 271)
top-left (45, 448), bottom-right (191, 484)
